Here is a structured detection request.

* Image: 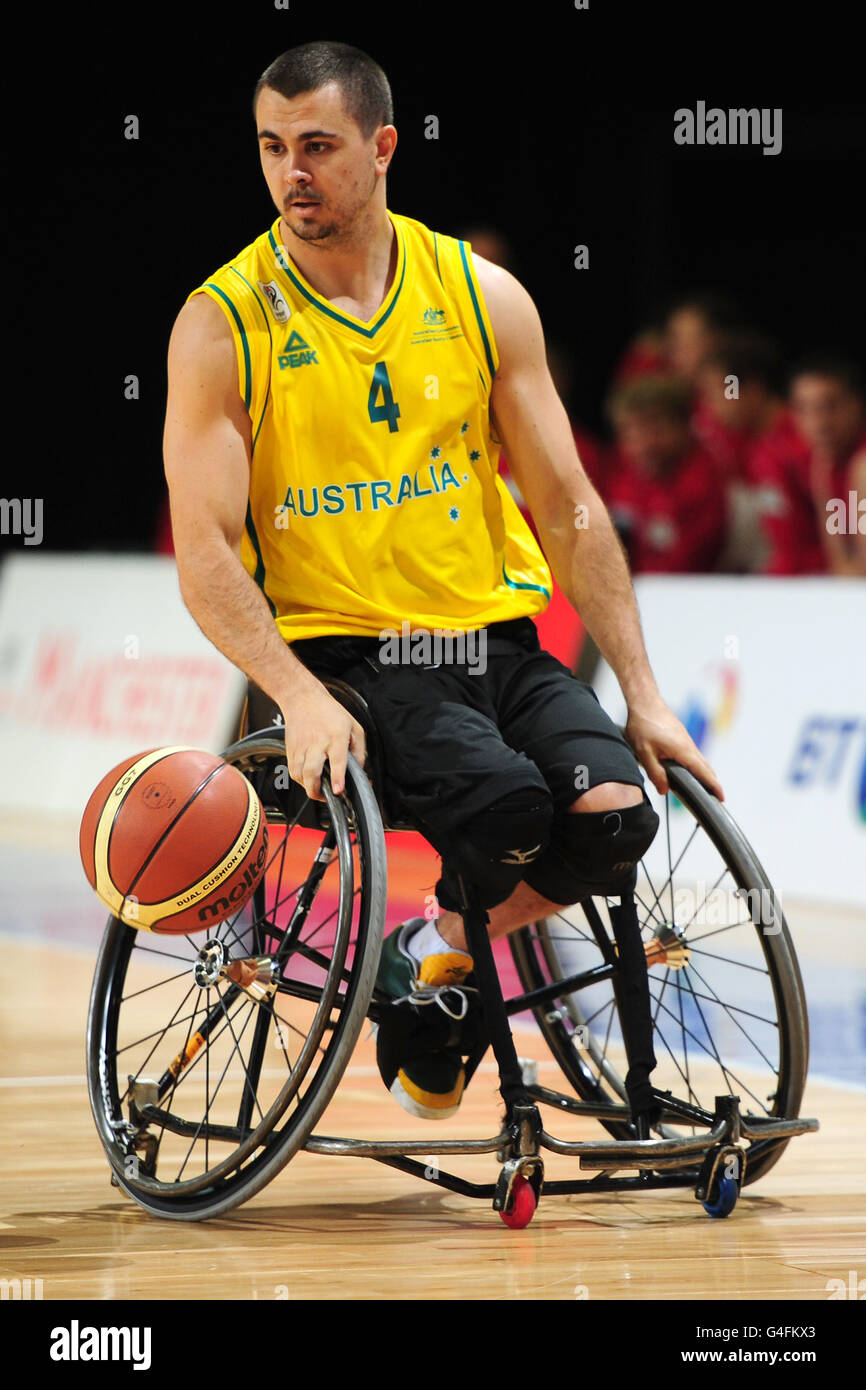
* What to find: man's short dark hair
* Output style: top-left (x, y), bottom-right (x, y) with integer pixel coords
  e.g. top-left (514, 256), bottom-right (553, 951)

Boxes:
top-left (606, 374), bottom-right (694, 426)
top-left (253, 41), bottom-right (393, 140)
top-left (789, 354), bottom-right (865, 399)
top-left (665, 290), bottom-right (743, 334)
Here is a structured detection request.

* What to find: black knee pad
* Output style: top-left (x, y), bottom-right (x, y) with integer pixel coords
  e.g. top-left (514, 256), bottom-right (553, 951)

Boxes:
top-left (435, 785), bottom-right (555, 913)
top-left (524, 794), bottom-right (659, 904)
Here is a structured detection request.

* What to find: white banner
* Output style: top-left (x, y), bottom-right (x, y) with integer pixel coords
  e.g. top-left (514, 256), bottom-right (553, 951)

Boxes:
top-left (0, 554), bottom-right (248, 821)
top-left (592, 577), bottom-right (866, 908)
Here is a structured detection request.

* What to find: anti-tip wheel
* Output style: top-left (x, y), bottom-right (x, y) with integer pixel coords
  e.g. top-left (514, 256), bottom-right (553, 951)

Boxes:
top-left (499, 1174), bottom-right (537, 1229)
top-left (702, 1174), bottom-right (739, 1219)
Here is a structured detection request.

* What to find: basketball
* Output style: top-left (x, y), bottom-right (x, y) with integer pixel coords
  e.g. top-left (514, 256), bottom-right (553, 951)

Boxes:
top-left (79, 746), bottom-right (269, 934)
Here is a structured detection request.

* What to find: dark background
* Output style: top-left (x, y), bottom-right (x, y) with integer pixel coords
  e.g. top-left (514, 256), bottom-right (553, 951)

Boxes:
top-left (10, 0), bottom-right (865, 550)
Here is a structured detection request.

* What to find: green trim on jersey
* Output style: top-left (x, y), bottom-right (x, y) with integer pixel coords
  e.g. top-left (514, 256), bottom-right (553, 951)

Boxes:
top-left (204, 282), bottom-right (251, 411)
top-left (228, 266), bottom-right (273, 456)
top-left (457, 240), bottom-right (496, 381)
top-left (245, 501), bottom-right (277, 618)
top-left (502, 562), bottom-right (551, 599)
top-left (267, 224), bottom-right (407, 338)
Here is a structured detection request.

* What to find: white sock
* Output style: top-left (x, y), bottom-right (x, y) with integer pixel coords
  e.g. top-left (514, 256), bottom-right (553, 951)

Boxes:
top-left (407, 918), bottom-right (472, 965)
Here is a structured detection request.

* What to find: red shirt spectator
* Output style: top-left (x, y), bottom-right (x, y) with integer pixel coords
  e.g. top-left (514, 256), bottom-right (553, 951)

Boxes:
top-left (706, 406), bottom-right (810, 573)
top-left (692, 394), bottom-right (752, 480)
top-left (758, 427), bottom-right (866, 574)
top-left (611, 330), bottom-right (668, 384)
top-left (604, 443), bottom-right (727, 573)
top-left (760, 362), bottom-right (866, 576)
top-left (604, 374), bottom-right (727, 573)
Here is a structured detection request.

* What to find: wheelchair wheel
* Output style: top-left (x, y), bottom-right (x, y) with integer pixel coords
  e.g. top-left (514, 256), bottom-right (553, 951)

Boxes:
top-left (509, 760), bottom-right (809, 1185)
top-left (86, 737), bottom-right (386, 1220)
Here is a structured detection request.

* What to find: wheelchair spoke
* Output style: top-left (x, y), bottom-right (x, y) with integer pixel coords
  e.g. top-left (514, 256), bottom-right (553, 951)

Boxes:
top-left (633, 887), bottom-right (667, 931)
top-left (680, 961), bottom-right (780, 1062)
top-left (684, 919), bottom-right (764, 946)
top-left (684, 945), bottom-right (771, 974)
top-left (121, 968), bottom-right (193, 1002)
top-left (174, 999), bottom-right (259, 1182)
top-left (132, 942), bottom-right (198, 965)
top-left (651, 998), bottom-right (706, 1114)
top-left (114, 983), bottom-right (201, 1096)
top-left (153, 991), bottom-right (222, 1168)
top-left (649, 986), bottom-right (771, 1113)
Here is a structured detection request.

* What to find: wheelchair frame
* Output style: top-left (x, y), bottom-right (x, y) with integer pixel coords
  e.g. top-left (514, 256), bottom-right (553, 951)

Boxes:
top-left (86, 678), bottom-right (819, 1226)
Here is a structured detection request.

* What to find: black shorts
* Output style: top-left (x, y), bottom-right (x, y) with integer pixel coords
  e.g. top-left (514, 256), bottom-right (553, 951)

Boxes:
top-left (255, 617), bottom-right (646, 842)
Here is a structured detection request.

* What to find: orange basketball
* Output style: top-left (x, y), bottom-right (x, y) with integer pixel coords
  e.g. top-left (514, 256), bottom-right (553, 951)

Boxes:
top-left (79, 746), bottom-right (269, 934)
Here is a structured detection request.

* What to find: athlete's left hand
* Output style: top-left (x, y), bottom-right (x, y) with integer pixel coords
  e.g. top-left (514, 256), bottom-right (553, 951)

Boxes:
top-left (625, 694), bottom-right (725, 801)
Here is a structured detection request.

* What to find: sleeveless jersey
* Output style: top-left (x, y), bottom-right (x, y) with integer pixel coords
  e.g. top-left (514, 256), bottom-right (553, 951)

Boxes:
top-left (187, 210), bottom-right (552, 641)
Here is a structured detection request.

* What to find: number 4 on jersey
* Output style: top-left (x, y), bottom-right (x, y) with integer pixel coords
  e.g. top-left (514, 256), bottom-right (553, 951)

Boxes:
top-left (367, 361), bottom-right (401, 433)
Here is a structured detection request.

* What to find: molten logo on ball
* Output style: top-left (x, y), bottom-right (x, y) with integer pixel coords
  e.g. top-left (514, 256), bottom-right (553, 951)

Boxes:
top-left (142, 781), bottom-right (176, 810)
top-left (197, 840), bottom-right (269, 922)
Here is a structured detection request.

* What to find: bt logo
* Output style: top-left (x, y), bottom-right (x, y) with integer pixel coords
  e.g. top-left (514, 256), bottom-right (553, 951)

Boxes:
top-left (787, 716), bottom-right (866, 822)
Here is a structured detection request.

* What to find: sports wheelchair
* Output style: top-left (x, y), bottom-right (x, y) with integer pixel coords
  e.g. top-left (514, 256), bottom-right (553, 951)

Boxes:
top-left (86, 678), bottom-right (818, 1225)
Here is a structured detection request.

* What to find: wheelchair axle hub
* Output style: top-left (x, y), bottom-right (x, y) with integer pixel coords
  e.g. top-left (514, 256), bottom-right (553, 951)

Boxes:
top-left (644, 922), bottom-right (691, 970)
top-left (193, 939), bottom-right (228, 988)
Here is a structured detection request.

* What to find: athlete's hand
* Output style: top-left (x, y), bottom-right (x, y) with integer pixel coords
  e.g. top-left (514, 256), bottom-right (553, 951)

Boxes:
top-left (279, 681), bottom-right (367, 802)
top-left (625, 694), bottom-right (724, 801)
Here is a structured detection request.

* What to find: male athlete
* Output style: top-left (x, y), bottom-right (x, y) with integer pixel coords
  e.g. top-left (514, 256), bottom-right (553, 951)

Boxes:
top-left (164, 42), bottom-right (724, 1122)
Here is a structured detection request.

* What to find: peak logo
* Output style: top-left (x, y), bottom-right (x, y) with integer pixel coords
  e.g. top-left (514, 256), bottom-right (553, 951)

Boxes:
top-left (278, 330), bottom-right (318, 369)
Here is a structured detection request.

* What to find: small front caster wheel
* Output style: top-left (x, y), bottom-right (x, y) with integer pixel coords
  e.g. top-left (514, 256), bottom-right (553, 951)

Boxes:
top-left (702, 1174), bottom-right (739, 1218)
top-left (499, 1174), bottom-right (537, 1229)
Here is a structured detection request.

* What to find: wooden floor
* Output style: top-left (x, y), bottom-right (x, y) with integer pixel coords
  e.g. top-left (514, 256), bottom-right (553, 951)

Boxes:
top-left (1, 937), bottom-right (864, 1302)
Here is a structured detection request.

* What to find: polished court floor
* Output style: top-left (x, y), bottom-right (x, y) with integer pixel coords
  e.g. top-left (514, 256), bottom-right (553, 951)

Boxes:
top-left (0, 817), bottom-right (864, 1301)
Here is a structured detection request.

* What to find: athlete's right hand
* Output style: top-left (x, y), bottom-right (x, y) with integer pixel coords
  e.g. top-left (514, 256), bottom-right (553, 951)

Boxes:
top-left (279, 681), bottom-right (367, 802)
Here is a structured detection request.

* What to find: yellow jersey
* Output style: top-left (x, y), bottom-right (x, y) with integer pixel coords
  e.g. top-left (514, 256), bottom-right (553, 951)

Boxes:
top-left (187, 210), bottom-right (552, 641)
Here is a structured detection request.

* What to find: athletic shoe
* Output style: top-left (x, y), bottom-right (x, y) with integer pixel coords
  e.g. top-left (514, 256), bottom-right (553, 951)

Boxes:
top-left (374, 917), bottom-right (479, 1120)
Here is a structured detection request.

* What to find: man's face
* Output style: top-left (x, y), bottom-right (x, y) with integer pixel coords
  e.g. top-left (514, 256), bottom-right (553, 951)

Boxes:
top-left (665, 308), bottom-right (717, 382)
top-left (255, 81), bottom-right (394, 245)
top-left (790, 374), bottom-right (865, 458)
top-left (615, 410), bottom-right (691, 472)
top-left (697, 362), bottom-right (764, 433)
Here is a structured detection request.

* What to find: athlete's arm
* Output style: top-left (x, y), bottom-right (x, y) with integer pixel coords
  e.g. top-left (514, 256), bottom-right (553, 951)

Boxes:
top-left (476, 255), bottom-right (724, 800)
top-left (163, 294), bottom-right (366, 800)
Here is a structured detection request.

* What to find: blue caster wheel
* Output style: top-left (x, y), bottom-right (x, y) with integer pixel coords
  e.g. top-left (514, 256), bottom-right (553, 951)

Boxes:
top-left (702, 1174), bottom-right (739, 1218)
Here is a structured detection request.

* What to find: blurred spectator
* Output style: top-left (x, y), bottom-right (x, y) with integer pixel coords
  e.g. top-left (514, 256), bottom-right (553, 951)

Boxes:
top-left (460, 224), bottom-right (514, 272)
top-left (696, 332), bottom-right (809, 572)
top-left (664, 292), bottom-right (744, 385)
top-left (761, 357), bottom-right (866, 576)
top-left (612, 321), bottom-right (667, 384)
top-left (610, 293), bottom-right (752, 491)
top-left (603, 374), bottom-right (727, 573)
